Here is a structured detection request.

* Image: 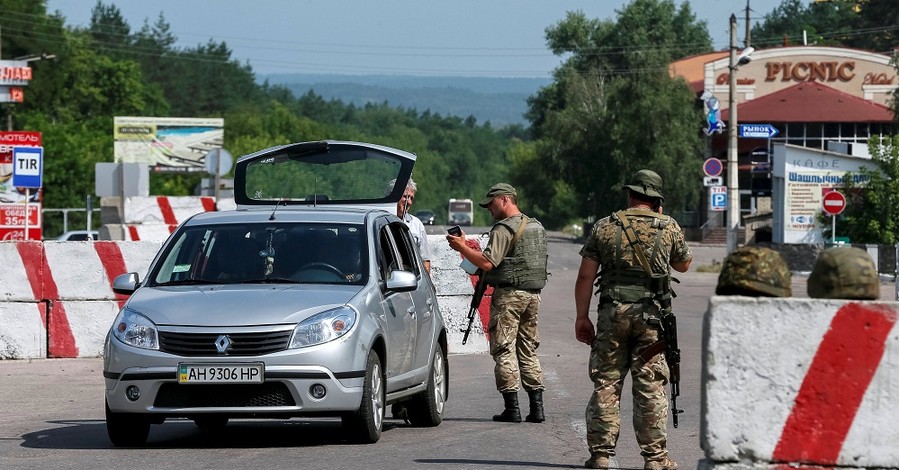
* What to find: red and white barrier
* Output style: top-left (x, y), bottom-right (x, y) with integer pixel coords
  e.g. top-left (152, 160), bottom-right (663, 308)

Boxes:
top-left (121, 196), bottom-right (231, 241)
top-left (0, 235), bottom-right (488, 359)
top-left (702, 297), bottom-right (899, 469)
top-left (124, 196), bottom-right (217, 225)
top-left (0, 241), bottom-right (161, 359)
top-left (427, 234), bottom-right (491, 355)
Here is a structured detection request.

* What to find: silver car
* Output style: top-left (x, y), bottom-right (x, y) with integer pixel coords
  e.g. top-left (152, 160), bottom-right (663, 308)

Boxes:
top-left (104, 141), bottom-right (448, 446)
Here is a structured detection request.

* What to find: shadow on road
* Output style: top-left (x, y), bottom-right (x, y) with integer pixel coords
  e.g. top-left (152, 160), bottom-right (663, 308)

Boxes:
top-left (19, 417), bottom-right (420, 449)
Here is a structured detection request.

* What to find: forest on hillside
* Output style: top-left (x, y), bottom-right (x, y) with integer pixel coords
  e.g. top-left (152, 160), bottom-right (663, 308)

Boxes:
top-left (1, 0), bottom-right (897, 241)
top-left (0, 1), bottom-right (524, 236)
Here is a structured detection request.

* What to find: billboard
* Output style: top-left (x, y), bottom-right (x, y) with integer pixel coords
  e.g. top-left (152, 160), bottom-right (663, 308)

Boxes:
top-left (0, 131), bottom-right (42, 240)
top-left (114, 117), bottom-right (224, 172)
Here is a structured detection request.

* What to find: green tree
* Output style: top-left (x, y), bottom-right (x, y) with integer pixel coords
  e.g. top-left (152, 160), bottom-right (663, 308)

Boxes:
top-left (525, 0), bottom-right (711, 228)
top-left (88, 1), bottom-right (132, 57)
top-left (835, 136), bottom-right (899, 243)
top-left (751, 0), bottom-right (896, 51)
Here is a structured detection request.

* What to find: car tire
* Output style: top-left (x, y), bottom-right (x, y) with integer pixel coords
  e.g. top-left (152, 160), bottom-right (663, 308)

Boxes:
top-left (342, 350), bottom-right (384, 443)
top-left (193, 415), bottom-right (229, 429)
top-left (105, 400), bottom-right (150, 447)
top-left (407, 343), bottom-right (447, 427)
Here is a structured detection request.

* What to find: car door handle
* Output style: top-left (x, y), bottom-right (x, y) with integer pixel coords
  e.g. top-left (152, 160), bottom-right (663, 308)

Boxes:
top-left (407, 306), bottom-right (416, 316)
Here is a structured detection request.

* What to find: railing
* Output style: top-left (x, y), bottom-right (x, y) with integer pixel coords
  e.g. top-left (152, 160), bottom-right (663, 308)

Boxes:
top-left (42, 208), bottom-right (101, 236)
top-left (700, 211), bottom-right (724, 241)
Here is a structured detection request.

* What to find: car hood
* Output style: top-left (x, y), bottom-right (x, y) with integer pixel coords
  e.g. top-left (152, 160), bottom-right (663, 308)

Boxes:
top-left (125, 284), bottom-right (364, 326)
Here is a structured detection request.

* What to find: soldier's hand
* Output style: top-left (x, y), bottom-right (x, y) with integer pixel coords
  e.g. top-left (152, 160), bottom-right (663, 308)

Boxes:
top-left (446, 233), bottom-right (466, 251)
top-left (575, 317), bottom-right (595, 345)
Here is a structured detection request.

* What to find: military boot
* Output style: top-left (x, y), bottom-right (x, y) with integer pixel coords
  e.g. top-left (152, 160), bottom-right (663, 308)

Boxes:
top-left (644, 456), bottom-right (678, 470)
top-left (492, 391), bottom-right (522, 422)
top-left (584, 452), bottom-right (610, 469)
top-left (524, 389), bottom-right (545, 423)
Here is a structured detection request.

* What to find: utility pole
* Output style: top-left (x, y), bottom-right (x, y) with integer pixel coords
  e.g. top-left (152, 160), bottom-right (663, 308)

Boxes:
top-left (727, 14), bottom-right (740, 253)
top-left (745, 0), bottom-right (752, 48)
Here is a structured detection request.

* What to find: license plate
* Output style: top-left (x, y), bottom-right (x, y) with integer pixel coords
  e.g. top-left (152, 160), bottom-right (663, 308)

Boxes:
top-left (178, 363), bottom-right (264, 384)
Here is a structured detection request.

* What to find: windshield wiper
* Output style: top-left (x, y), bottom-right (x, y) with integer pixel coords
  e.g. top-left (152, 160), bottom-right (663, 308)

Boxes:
top-left (242, 277), bottom-right (303, 284)
top-left (155, 278), bottom-right (221, 286)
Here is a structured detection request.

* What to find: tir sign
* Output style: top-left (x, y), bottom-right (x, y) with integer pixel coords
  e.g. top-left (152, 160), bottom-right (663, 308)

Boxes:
top-left (822, 190), bottom-right (846, 216)
top-left (11, 146), bottom-right (43, 188)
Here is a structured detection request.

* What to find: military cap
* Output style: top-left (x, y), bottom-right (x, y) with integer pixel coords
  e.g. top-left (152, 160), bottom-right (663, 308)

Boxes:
top-left (479, 183), bottom-right (517, 207)
top-left (716, 246), bottom-right (792, 297)
top-left (807, 246), bottom-right (879, 300)
top-left (623, 169), bottom-right (664, 202)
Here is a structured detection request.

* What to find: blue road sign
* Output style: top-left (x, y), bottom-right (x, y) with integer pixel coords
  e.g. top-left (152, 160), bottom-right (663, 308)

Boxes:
top-left (739, 124), bottom-right (780, 139)
top-left (12, 146), bottom-right (43, 188)
top-left (710, 185), bottom-right (727, 211)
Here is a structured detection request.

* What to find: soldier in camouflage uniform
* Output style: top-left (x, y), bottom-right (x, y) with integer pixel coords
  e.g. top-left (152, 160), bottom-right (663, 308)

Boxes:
top-left (447, 183), bottom-right (549, 423)
top-left (808, 246), bottom-right (879, 299)
top-left (574, 170), bottom-right (692, 470)
top-left (715, 246), bottom-right (792, 297)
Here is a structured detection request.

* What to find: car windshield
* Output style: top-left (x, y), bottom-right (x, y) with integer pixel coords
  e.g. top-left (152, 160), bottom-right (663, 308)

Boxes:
top-left (150, 222), bottom-right (368, 286)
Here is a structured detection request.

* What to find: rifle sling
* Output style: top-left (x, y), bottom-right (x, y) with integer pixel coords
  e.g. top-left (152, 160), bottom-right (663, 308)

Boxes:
top-left (614, 211), bottom-right (671, 364)
top-left (510, 215), bottom-right (529, 246)
top-left (637, 339), bottom-right (667, 364)
top-left (612, 211), bottom-right (653, 277)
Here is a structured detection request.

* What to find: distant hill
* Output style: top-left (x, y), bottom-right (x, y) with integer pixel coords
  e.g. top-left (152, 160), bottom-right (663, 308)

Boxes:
top-left (258, 74), bottom-right (552, 127)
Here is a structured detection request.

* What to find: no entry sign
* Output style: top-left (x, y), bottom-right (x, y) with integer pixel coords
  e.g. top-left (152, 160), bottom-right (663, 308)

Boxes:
top-left (822, 190), bottom-right (846, 215)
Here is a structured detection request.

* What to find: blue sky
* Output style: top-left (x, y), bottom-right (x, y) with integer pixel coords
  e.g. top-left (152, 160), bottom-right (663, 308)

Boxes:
top-left (45, 0), bottom-right (791, 77)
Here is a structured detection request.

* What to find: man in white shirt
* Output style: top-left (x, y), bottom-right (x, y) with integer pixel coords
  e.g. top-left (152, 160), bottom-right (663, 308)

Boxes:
top-left (386, 178), bottom-right (432, 273)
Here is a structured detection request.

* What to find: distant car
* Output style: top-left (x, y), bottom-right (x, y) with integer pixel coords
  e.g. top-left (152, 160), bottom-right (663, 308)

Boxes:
top-left (450, 213), bottom-right (472, 226)
top-left (56, 230), bottom-right (99, 241)
top-left (103, 141), bottom-right (448, 446)
top-left (414, 210), bottom-right (435, 225)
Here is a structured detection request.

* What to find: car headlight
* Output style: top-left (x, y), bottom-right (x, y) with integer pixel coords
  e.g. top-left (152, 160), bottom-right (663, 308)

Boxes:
top-left (111, 308), bottom-right (159, 350)
top-left (290, 306), bottom-right (357, 349)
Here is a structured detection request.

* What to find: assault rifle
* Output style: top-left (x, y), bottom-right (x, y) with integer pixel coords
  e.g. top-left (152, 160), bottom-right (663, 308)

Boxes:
top-left (461, 269), bottom-right (489, 345)
top-left (658, 299), bottom-right (683, 428)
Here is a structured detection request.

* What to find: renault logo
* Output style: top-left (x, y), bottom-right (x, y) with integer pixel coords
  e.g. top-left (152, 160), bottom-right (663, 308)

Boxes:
top-left (214, 335), bottom-right (232, 354)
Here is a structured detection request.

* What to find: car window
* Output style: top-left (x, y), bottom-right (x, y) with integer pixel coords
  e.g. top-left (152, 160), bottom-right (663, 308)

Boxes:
top-left (235, 141), bottom-right (415, 208)
top-left (150, 223), bottom-right (367, 285)
top-left (377, 221), bottom-right (419, 279)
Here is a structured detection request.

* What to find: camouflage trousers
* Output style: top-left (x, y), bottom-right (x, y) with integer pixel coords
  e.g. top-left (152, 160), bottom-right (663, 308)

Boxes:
top-left (586, 301), bottom-right (670, 460)
top-left (488, 287), bottom-right (544, 392)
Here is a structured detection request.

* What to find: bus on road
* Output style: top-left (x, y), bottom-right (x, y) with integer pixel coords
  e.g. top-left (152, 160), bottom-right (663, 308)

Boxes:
top-left (448, 198), bottom-right (473, 226)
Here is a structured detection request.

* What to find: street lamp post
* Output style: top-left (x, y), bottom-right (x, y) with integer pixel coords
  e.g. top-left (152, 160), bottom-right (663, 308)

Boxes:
top-left (726, 14), bottom-right (741, 254)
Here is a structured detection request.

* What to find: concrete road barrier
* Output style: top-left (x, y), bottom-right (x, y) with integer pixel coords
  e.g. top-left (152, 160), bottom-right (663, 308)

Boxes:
top-left (701, 297), bottom-right (899, 469)
top-left (0, 234), bottom-right (490, 359)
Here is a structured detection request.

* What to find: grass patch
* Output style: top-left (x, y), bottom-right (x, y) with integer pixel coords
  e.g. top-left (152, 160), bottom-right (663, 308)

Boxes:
top-left (695, 260), bottom-right (723, 273)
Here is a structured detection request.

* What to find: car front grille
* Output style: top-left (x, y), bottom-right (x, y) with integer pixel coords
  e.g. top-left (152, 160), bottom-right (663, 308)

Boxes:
top-left (158, 330), bottom-right (292, 356)
top-left (154, 382), bottom-right (296, 407)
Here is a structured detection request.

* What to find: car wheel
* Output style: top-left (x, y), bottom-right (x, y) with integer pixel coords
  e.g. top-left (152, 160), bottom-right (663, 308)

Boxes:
top-left (407, 343), bottom-right (447, 426)
top-left (342, 350), bottom-right (384, 443)
top-left (193, 415), bottom-right (229, 429)
top-left (105, 400), bottom-right (150, 447)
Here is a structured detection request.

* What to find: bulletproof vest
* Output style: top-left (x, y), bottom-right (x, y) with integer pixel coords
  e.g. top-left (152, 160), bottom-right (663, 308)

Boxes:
top-left (484, 216), bottom-right (548, 290)
top-left (598, 209), bottom-right (672, 304)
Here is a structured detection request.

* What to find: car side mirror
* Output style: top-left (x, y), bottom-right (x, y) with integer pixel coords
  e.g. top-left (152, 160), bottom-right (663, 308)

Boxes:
top-left (112, 272), bottom-right (141, 295)
top-left (385, 270), bottom-right (417, 292)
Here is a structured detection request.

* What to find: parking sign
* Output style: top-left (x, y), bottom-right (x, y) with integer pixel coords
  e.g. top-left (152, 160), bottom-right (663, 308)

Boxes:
top-left (12, 146), bottom-right (43, 188)
top-left (710, 185), bottom-right (726, 211)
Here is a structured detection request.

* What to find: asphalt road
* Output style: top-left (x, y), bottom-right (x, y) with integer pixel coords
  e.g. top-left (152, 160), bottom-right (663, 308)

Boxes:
top-left (1, 231), bottom-right (894, 469)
